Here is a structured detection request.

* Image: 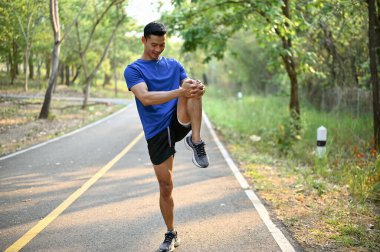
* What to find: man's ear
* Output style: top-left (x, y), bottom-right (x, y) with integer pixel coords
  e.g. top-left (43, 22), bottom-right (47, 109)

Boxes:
top-left (141, 36), bottom-right (146, 44)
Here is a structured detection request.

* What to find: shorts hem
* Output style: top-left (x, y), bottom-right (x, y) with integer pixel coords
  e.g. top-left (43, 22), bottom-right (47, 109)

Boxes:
top-left (151, 148), bottom-right (175, 165)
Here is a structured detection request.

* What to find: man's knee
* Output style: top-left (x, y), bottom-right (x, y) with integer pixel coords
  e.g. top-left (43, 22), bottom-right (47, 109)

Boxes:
top-left (159, 180), bottom-right (173, 198)
top-left (189, 95), bottom-right (203, 101)
top-left (188, 96), bottom-right (203, 106)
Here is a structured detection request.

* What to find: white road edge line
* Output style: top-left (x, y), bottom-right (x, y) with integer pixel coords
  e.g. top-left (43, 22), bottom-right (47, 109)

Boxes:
top-left (203, 112), bottom-right (296, 252)
top-left (0, 104), bottom-right (132, 162)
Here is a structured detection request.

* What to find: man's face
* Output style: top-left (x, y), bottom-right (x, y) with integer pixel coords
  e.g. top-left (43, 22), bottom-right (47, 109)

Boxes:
top-left (142, 34), bottom-right (166, 60)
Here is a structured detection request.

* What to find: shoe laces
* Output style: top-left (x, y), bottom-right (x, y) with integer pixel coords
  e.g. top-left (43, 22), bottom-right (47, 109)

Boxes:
top-left (164, 231), bottom-right (175, 243)
top-left (194, 142), bottom-right (206, 157)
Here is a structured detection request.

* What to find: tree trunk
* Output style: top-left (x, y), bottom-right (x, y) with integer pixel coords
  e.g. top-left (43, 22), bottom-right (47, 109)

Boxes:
top-left (7, 50), bottom-right (11, 74)
top-left (39, 0), bottom-right (61, 119)
top-left (53, 61), bottom-right (62, 93)
top-left (103, 73), bottom-right (111, 87)
top-left (83, 82), bottom-right (90, 109)
top-left (113, 36), bottom-right (118, 97)
top-left (17, 12), bottom-right (34, 92)
top-left (202, 73), bottom-right (208, 85)
top-left (45, 54), bottom-right (51, 80)
top-left (37, 57), bottom-right (42, 80)
top-left (24, 46), bottom-right (31, 91)
top-left (59, 61), bottom-right (64, 84)
top-left (65, 65), bottom-right (70, 85)
top-left (29, 52), bottom-right (34, 80)
top-left (368, 0), bottom-right (380, 150)
top-left (282, 0), bottom-right (300, 130)
top-left (70, 66), bottom-right (80, 84)
top-left (375, 0), bottom-right (380, 65)
top-left (351, 56), bottom-right (359, 86)
top-left (40, 45), bottom-right (60, 118)
top-left (10, 39), bottom-right (18, 85)
top-left (282, 53), bottom-right (300, 118)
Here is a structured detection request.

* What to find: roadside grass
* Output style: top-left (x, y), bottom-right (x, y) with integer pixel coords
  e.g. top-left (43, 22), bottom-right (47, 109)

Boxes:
top-left (204, 86), bottom-right (379, 251)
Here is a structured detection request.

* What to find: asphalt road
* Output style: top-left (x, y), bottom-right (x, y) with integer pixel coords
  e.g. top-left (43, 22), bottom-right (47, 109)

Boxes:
top-left (0, 103), bottom-right (301, 252)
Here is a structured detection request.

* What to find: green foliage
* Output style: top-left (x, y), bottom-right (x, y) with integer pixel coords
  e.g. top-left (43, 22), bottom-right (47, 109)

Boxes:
top-left (0, 0), bottom-right (143, 95)
top-left (165, 0), bottom-right (292, 62)
top-left (204, 87), bottom-right (286, 145)
top-left (313, 155), bottom-right (330, 177)
top-left (306, 177), bottom-right (326, 196)
top-left (0, 0), bottom-right (47, 73)
top-left (0, 1), bottom-right (17, 60)
top-left (276, 115), bottom-right (303, 155)
top-left (345, 155), bottom-right (380, 202)
top-left (223, 32), bottom-right (278, 94)
top-left (69, 1), bottom-right (131, 73)
top-left (164, 0), bottom-right (371, 116)
top-left (329, 221), bottom-right (378, 249)
top-left (204, 86), bottom-right (376, 201)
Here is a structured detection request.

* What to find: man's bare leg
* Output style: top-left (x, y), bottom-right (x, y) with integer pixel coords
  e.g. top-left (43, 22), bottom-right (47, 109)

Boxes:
top-left (154, 156), bottom-right (180, 251)
top-left (177, 96), bottom-right (202, 142)
top-left (153, 156), bottom-right (174, 231)
top-left (178, 93), bottom-right (209, 168)
top-left (187, 96), bottom-right (202, 142)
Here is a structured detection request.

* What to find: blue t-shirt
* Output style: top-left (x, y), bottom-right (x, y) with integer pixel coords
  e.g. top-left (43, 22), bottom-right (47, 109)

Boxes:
top-left (124, 57), bottom-right (188, 140)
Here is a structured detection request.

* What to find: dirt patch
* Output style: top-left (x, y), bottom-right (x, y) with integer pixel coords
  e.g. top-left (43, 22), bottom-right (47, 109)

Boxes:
top-left (239, 158), bottom-right (379, 252)
top-left (0, 91), bottom-right (125, 157)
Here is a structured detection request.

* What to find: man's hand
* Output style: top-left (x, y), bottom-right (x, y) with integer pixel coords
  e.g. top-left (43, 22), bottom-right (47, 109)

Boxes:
top-left (193, 79), bottom-right (206, 97)
top-left (181, 79), bottom-right (206, 98)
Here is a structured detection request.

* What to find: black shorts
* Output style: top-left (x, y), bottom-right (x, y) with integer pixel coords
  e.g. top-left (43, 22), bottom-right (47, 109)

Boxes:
top-left (147, 111), bottom-right (191, 165)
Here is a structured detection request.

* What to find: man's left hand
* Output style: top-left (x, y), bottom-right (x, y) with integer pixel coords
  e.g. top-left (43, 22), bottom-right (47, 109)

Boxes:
top-left (193, 80), bottom-right (206, 97)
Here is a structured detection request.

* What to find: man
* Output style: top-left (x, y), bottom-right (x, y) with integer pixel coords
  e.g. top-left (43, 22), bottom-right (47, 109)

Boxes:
top-left (123, 21), bottom-right (209, 252)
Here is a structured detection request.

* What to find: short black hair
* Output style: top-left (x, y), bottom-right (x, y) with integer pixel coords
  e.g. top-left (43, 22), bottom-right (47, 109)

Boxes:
top-left (144, 21), bottom-right (167, 39)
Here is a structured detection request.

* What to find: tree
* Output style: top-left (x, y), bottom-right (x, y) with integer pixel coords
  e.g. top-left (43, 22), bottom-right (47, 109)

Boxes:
top-left (72, 0), bottom-right (126, 108)
top-left (224, 32), bottom-right (274, 94)
top-left (165, 0), bottom-right (302, 131)
top-left (112, 34), bottom-right (118, 97)
top-left (367, 0), bottom-right (380, 150)
top-left (110, 22), bottom-right (142, 96)
top-left (39, 0), bottom-right (61, 119)
top-left (0, 1), bottom-right (22, 85)
top-left (12, 0), bottom-right (45, 91)
top-left (290, 0), bottom-right (368, 99)
top-left (39, 0), bottom-right (87, 119)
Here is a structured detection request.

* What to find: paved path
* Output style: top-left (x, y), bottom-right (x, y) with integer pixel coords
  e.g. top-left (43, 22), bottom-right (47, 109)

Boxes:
top-left (0, 104), bottom-right (301, 251)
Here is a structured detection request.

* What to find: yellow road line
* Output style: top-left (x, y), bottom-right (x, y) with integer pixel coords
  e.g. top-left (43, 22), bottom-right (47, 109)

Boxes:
top-left (5, 132), bottom-right (144, 252)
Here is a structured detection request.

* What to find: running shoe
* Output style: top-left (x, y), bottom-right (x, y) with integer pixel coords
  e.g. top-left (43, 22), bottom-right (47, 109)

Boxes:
top-left (185, 134), bottom-right (209, 168)
top-left (159, 230), bottom-right (180, 252)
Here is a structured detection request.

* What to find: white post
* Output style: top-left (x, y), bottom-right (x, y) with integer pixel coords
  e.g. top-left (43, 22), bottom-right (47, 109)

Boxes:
top-left (317, 126), bottom-right (327, 157)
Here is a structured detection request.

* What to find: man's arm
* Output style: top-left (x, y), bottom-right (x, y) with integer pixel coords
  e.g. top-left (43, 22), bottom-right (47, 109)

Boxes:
top-left (131, 78), bottom-right (206, 106)
top-left (131, 81), bottom-right (196, 106)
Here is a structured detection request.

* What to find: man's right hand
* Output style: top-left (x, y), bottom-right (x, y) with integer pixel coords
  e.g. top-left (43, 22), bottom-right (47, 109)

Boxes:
top-left (181, 79), bottom-right (205, 98)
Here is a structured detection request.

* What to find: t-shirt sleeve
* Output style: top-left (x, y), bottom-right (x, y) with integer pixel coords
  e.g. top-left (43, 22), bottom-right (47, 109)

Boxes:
top-left (178, 61), bottom-right (188, 81)
top-left (124, 66), bottom-right (144, 91)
